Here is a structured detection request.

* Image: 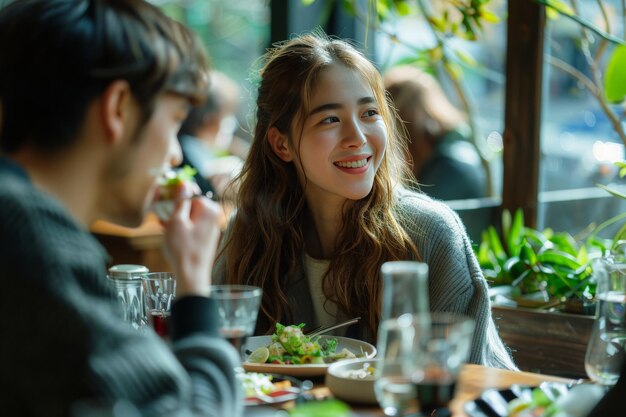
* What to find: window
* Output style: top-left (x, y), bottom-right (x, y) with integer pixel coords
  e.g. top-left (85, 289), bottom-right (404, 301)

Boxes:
top-left (372, 1), bottom-right (509, 240)
top-left (538, 0), bottom-right (626, 236)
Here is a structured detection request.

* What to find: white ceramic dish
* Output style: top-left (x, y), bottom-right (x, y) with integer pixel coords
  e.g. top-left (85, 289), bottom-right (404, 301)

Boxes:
top-left (239, 372), bottom-right (304, 406)
top-left (242, 336), bottom-right (376, 377)
top-left (325, 358), bottom-right (379, 405)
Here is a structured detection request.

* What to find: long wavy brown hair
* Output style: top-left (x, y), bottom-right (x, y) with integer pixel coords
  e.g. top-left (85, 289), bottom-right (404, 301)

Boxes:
top-left (218, 32), bottom-right (419, 338)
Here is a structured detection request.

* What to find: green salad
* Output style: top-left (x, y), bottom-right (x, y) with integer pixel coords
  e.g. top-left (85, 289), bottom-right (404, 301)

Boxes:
top-left (248, 323), bottom-right (360, 365)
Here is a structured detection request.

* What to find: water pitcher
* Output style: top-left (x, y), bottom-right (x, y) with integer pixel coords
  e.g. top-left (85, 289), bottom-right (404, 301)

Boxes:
top-left (585, 256), bottom-right (626, 386)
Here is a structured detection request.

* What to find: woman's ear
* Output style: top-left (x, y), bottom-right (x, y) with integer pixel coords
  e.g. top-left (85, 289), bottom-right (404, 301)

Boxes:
top-left (268, 126), bottom-right (293, 162)
top-left (100, 80), bottom-right (134, 145)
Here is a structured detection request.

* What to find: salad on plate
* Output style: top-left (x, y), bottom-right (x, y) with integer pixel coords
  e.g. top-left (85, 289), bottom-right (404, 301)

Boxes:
top-left (248, 323), bottom-right (362, 365)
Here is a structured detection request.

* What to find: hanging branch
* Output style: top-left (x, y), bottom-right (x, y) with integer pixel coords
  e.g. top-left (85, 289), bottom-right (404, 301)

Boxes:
top-left (548, 0), bottom-right (626, 147)
top-left (535, 0), bottom-right (626, 46)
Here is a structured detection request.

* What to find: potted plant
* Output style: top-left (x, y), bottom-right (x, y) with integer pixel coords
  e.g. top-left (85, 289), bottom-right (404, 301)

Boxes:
top-left (474, 209), bottom-right (607, 377)
top-left (476, 208), bottom-right (601, 313)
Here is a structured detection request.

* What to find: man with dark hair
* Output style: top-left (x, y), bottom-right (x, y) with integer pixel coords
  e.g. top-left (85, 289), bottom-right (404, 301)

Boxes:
top-left (0, 1), bottom-right (242, 416)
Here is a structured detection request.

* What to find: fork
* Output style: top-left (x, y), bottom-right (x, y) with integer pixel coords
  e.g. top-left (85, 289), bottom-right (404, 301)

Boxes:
top-left (306, 317), bottom-right (361, 338)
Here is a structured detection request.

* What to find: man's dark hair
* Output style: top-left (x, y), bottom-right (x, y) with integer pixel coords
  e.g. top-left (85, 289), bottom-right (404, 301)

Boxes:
top-left (0, 0), bottom-right (210, 153)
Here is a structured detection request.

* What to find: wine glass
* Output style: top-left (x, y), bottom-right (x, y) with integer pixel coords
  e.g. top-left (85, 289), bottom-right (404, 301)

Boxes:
top-left (210, 285), bottom-right (263, 360)
top-left (142, 272), bottom-right (176, 338)
top-left (411, 313), bottom-right (475, 416)
top-left (374, 315), bottom-right (419, 417)
top-left (585, 256), bottom-right (626, 387)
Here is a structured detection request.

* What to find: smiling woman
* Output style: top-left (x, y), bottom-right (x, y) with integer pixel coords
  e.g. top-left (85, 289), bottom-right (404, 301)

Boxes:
top-left (268, 62), bottom-right (387, 205)
top-left (213, 30), bottom-right (517, 371)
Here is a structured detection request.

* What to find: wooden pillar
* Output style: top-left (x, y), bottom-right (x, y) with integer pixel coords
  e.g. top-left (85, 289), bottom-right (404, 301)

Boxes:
top-left (502, 1), bottom-right (546, 228)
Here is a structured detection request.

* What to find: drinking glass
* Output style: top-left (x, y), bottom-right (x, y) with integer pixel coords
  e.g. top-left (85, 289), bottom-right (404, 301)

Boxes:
top-left (107, 264), bottom-right (149, 330)
top-left (374, 315), bottom-right (419, 417)
top-left (381, 261), bottom-right (429, 321)
top-left (412, 312), bottom-right (475, 415)
top-left (142, 272), bottom-right (176, 338)
top-left (210, 285), bottom-right (263, 359)
top-left (585, 255), bottom-right (626, 387)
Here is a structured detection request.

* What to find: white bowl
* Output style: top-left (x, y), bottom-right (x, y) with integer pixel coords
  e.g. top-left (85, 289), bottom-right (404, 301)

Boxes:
top-left (325, 358), bottom-right (380, 405)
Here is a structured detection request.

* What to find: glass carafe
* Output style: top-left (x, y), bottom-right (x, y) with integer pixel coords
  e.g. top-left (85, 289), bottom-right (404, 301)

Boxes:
top-left (380, 261), bottom-right (429, 321)
top-left (585, 255), bottom-right (626, 387)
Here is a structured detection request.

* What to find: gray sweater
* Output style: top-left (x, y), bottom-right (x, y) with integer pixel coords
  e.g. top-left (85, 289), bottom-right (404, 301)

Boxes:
top-left (395, 190), bottom-right (516, 369)
top-left (0, 157), bottom-right (243, 417)
top-left (216, 188), bottom-right (516, 370)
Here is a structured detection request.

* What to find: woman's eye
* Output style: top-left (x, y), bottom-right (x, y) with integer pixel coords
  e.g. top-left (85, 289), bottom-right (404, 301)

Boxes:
top-left (363, 109), bottom-right (379, 118)
top-left (321, 116), bottom-right (340, 124)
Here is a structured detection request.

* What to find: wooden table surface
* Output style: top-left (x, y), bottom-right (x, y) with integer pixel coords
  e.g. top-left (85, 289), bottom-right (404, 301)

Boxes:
top-left (248, 364), bottom-right (576, 417)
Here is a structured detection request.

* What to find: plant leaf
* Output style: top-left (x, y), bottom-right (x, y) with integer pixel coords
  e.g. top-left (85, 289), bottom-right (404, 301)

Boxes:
top-left (544, 0), bottom-right (575, 16)
top-left (508, 209), bottom-right (524, 255)
top-left (519, 241), bottom-right (538, 266)
top-left (501, 209), bottom-right (512, 246)
top-left (612, 224), bottom-right (626, 248)
top-left (478, 7), bottom-right (500, 24)
top-left (605, 45), bottom-right (626, 104)
top-left (511, 268), bottom-right (532, 288)
top-left (393, 0), bottom-right (412, 16)
top-left (537, 251), bottom-right (583, 271)
top-left (453, 48), bottom-right (477, 67)
top-left (548, 233), bottom-right (578, 257)
top-left (524, 228), bottom-right (549, 247)
top-left (487, 225), bottom-right (507, 262)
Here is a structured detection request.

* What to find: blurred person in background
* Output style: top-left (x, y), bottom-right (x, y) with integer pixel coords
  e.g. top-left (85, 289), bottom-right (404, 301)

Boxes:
top-left (177, 70), bottom-right (247, 200)
top-left (384, 65), bottom-right (488, 200)
top-left (0, 1), bottom-right (241, 416)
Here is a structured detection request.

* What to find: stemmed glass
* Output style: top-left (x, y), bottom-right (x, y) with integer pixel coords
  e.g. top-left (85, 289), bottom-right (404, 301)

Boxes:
top-left (412, 313), bottom-right (475, 415)
top-left (142, 272), bottom-right (176, 338)
top-left (374, 315), bottom-right (419, 417)
top-left (374, 313), bottom-right (474, 417)
top-left (210, 285), bottom-right (263, 360)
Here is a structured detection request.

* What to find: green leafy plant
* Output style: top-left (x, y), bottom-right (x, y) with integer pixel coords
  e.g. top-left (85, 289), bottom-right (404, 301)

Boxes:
top-left (476, 209), bottom-right (597, 309)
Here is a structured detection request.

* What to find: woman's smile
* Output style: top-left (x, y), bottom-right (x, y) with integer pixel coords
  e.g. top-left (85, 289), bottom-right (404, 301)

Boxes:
top-left (333, 155), bottom-right (372, 173)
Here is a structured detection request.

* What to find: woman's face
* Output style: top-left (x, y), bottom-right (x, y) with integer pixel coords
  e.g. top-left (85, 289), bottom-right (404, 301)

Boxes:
top-left (289, 64), bottom-right (387, 208)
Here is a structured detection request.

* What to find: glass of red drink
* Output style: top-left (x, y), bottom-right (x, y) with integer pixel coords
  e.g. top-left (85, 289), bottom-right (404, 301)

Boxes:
top-left (142, 272), bottom-right (176, 338)
top-left (209, 285), bottom-right (263, 360)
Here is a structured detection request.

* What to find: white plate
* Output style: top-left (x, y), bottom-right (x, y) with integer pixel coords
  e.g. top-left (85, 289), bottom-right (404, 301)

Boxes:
top-left (242, 335), bottom-right (377, 377)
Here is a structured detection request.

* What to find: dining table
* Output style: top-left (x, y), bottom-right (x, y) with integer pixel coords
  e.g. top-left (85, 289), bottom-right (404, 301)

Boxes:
top-left (244, 363), bottom-right (578, 417)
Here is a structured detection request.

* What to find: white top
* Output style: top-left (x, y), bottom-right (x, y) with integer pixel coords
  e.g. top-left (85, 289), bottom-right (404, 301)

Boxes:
top-left (304, 253), bottom-right (343, 334)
